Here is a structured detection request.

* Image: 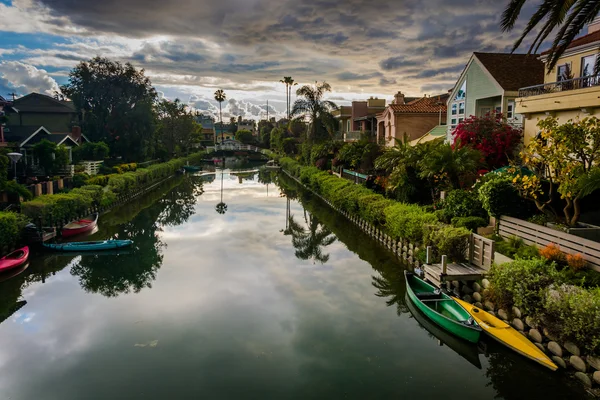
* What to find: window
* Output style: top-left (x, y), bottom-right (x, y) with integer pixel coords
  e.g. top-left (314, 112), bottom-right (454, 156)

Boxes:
top-left (581, 55), bottom-right (597, 77)
top-left (455, 81), bottom-right (466, 101)
top-left (557, 64), bottom-right (570, 81)
top-left (458, 102), bottom-right (465, 114)
top-left (495, 106), bottom-right (502, 114)
top-left (451, 103), bottom-right (457, 115)
top-left (346, 120), bottom-right (350, 132)
top-left (507, 101), bottom-right (515, 119)
top-left (458, 117), bottom-right (464, 124)
top-left (451, 118), bottom-right (457, 126)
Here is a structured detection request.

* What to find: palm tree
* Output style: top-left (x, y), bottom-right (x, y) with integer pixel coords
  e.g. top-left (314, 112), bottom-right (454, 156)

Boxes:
top-left (287, 213), bottom-right (336, 264)
top-left (291, 82), bottom-right (338, 143)
top-left (501, 0), bottom-right (600, 73)
top-left (280, 77), bottom-right (290, 119)
top-left (417, 141), bottom-right (482, 191)
top-left (215, 158), bottom-right (227, 214)
top-left (214, 89), bottom-right (226, 143)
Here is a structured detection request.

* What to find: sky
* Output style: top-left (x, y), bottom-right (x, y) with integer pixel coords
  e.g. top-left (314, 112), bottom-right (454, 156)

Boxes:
top-left (0, 0), bottom-right (541, 119)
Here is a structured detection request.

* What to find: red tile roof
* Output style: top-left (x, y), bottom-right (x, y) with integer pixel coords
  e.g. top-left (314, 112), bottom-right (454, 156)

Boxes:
top-left (541, 30), bottom-right (600, 55)
top-left (389, 94), bottom-right (449, 113)
top-left (474, 53), bottom-right (544, 91)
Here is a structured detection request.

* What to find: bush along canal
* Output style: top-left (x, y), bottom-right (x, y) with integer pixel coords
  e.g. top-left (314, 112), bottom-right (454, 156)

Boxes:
top-left (0, 167), bottom-right (593, 400)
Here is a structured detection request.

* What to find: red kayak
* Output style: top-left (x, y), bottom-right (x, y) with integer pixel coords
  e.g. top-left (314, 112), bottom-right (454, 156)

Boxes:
top-left (0, 246), bottom-right (29, 273)
top-left (61, 213), bottom-right (98, 238)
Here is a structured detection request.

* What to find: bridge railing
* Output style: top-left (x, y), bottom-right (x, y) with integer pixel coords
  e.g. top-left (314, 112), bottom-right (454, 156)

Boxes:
top-left (206, 144), bottom-right (270, 155)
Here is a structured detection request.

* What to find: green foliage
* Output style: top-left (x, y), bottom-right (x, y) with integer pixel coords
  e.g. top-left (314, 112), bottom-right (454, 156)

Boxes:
top-left (443, 189), bottom-right (487, 219)
top-left (72, 142), bottom-right (110, 162)
top-left (451, 216), bottom-right (488, 232)
top-left (3, 181), bottom-right (32, 201)
top-left (290, 82), bottom-right (338, 143)
top-left (235, 129), bottom-right (254, 144)
top-left (424, 224), bottom-right (471, 262)
top-left (384, 203), bottom-right (437, 243)
top-left (493, 235), bottom-right (539, 260)
top-left (478, 174), bottom-right (530, 218)
top-left (72, 173), bottom-right (90, 188)
top-left (0, 212), bottom-right (29, 252)
top-left (337, 141), bottom-right (382, 172)
top-left (86, 174), bottom-right (111, 187)
top-left (488, 258), bottom-right (560, 315)
top-left (543, 284), bottom-right (600, 354)
top-left (61, 57), bottom-right (157, 161)
top-left (33, 139), bottom-right (69, 175)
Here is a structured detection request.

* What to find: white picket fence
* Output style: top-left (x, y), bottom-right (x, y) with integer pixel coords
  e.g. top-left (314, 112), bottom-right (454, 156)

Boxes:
top-left (80, 160), bottom-right (104, 176)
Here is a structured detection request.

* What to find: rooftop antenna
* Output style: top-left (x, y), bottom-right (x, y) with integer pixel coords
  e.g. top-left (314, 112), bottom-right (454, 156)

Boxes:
top-left (7, 92), bottom-right (17, 101)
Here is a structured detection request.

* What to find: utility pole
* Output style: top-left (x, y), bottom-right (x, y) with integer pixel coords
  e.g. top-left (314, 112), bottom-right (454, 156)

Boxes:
top-left (8, 92), bottom-right (17, 101)
top-left (266, 100), bottom-right (269, 121)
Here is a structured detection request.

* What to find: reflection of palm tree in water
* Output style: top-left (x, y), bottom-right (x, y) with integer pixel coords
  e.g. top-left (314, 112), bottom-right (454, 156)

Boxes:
top-left (287, 211), bottom-right (336, 264)
top-left (372, 268), bottom-right (409, 316)
top-left (215, 157), bottom-right (228, 214)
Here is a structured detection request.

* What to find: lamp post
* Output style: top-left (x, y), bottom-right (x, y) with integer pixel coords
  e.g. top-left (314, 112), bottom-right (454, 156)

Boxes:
top-left (7, 152), bottom-right (22, 182)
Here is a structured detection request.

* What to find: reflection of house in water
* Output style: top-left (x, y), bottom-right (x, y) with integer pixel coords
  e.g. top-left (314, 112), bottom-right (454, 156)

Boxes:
top-left (199, 174), bottom-right (216, 183)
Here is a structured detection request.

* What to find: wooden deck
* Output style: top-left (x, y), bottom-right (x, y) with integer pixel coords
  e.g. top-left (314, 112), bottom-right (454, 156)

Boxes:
top-left (424, 262), bottom-right (487, 288)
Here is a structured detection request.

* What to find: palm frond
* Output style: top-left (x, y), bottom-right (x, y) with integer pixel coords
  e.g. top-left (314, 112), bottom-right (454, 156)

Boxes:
top-left (578, 167), bottom-right (600, 197)
top-left (501, 0), bottom-right (528, 31)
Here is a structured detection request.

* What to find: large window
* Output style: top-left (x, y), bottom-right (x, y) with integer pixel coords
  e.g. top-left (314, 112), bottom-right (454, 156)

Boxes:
top-left (507, 101), bottom-right (515, 119)
top-left (450, 81), bottom-right (467, 130)
top-left (557, 64), bottom-right (570, 81)
top-left (581, 55), bottom-right (597, 87)
top-left (451, 103), bottom-right (457, 115)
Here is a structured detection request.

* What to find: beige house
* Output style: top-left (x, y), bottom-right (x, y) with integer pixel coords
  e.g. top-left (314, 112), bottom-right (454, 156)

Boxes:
top-left (516, 19), bottom-right (600, 144)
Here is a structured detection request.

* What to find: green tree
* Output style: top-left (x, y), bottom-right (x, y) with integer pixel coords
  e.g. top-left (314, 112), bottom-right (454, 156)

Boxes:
top-left (61, 57), bottom-right (157, 161)
top-left (156, 98), bottom-right (199, 157)
top-left (235, 129), bottom-right (254, 144)
top-left (280, 77), bottom-right (297, 119)
top-left (32, 139), bottom-right (69, 175)
top-left (515, 116), bottom-right (600, 226)
top-left (72, 141), bottom-right (110, 162)
top-left (229, 116), bottom-right (238, 133)
top-left (291, 82), bottom-right (338, 143)
top-left (501, 0), bottom-right (600, 73)
top-left (214, 90), bottom-right (226, 143)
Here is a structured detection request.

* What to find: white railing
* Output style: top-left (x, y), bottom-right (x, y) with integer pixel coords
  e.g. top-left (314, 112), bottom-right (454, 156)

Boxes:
top-left (80, 160), bottom-right (104, 176)
top-left (206, 144), bottom-right (269, 154)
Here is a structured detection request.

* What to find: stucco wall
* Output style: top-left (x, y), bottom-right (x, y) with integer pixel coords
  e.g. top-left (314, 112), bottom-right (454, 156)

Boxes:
top-left (545, 48), bottom-right (599, 83)
top-left (522, 109), bottom-right (600, 144)
top-left (390, 113), bottom-right (443, 145)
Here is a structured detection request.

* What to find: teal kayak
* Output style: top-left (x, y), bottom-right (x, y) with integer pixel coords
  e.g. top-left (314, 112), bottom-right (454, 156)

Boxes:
top-left (43, 240), bottom-right (133, 252)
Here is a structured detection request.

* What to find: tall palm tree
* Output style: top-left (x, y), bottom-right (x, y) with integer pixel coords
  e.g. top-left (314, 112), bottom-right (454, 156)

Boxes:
top-left (291, 82), bottom-right (338, 143)
top-left (214, 89), bottom-right (226, 143)
top-left (287, 77), bottom-right (297, 119)
top-left (501, 0), bottom-right (600, 73)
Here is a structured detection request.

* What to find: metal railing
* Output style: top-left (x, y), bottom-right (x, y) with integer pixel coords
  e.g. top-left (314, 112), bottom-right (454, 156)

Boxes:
top-left (519, 75), bottom-right (600, 97)
top-left (344, 131), bottom-right (373, 141)
top-left (206, 144), bottom-right (270, 154)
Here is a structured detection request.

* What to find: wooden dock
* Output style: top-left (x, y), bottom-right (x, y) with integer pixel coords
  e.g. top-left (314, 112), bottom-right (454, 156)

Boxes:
top-left (424, 262), bottom-right (488, 288)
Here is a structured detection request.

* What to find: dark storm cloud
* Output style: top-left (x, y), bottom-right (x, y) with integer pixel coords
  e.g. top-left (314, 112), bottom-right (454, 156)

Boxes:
top-left (21, 0), bottom-right (542, 95)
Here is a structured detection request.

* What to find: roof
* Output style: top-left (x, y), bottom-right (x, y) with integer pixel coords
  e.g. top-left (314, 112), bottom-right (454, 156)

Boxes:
top-left (473, 53), bottom-right (544, 91)
top-left (389, 94), bottom-right (449, 113)
top-left (541, 30), bottom-right (600, 55)
top-left (9, 93), bottom-right (76, 113)
top-left (2, 126), bottom-right (49, 143)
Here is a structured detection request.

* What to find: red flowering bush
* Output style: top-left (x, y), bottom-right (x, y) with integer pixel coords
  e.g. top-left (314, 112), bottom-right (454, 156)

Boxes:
top-left (452, 112), bottom-right (522, 170)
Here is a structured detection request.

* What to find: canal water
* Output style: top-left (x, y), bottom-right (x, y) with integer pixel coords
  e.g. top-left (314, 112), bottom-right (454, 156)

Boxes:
top-left (0, 165), bottom-right (591, 400)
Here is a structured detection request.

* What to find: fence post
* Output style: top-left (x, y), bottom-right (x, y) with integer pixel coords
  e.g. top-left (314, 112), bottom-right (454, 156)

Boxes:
top-left (426, 246), bottom-right (432, 264)
top-left (441, 255), bottom-right (448, 275)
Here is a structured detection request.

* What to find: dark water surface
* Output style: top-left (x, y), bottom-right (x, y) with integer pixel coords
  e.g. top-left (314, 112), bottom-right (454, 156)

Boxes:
top-left (0, 167), bottom-right (591, 400)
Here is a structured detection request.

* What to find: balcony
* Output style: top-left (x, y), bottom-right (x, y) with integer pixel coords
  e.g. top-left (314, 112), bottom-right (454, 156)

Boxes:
top-left (344, 130), bottom-right (373, 142)
top-left (516, 75), bottom-right (600, 115)
top-left (518, 75), bottom-right (600, 97)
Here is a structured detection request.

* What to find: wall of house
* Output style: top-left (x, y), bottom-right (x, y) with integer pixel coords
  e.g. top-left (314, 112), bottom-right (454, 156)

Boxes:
top-left (522, 108), bottom-right (600, 144)
top-left (8, 113), bottom-right (74, 132)
top-left (545, 48), bottom-right (599, 83)
top-left (392, 113), bottom-right (444, 144)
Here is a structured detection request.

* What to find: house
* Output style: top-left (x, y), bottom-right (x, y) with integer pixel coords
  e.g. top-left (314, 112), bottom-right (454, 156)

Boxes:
top-left (516, 18), bottom-right (600, 144)
top-left (0, 96), bottom-right (10, 147)
top-left (237, 116), bottom-right (256, 134)
top-left (196, 114), bottom-right (216, 144)
top-left (446, 52), bottom-right (544, 142)
top-left (332, 98), bottom-right (388, 142)
top-left (331, 106), bottom-right (352, 140)
top-left (4, 92), bottom-right (81, 133)
top-left (376, 92), bottom-right (448, 147)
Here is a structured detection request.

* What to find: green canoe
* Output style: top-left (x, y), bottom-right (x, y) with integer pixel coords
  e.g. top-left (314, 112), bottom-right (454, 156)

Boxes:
top-left (183, 165), bottom-right (202, 172)
top-left (405, 271), bottom-right (482, 343)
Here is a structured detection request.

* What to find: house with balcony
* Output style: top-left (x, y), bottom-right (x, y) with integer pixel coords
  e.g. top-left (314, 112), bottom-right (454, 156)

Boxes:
top-left (516, 19), bottom-right (600, 144)
top-left (333, 98), bottom-right (387, 142)
top-left (446, 53), bottom-right (544, 143)
top-left (376, 91), bottom-right (448, 147)
top-left (332, 106), bottom-right (352, 141)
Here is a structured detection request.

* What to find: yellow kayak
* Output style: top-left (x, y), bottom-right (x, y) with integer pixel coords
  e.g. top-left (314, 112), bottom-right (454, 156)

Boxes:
top-left (453, 298), bottom-right (558, 371)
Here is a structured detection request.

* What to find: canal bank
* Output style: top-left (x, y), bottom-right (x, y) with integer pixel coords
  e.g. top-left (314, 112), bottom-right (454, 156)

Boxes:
top-left (0, 168), bottom-right (592, 399)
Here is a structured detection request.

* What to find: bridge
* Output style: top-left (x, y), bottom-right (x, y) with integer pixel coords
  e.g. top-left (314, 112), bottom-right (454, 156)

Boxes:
top-left (206, 144), bottom-right (271, 155)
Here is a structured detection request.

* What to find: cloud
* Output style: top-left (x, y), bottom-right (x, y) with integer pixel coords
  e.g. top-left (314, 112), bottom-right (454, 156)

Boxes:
top-left (0, 61), bottom-right (60, 96)
top-left (379, 57), bottom-right (420, 71)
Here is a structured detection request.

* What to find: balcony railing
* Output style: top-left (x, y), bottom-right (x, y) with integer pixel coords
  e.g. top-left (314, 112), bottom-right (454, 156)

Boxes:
top-left (345, 130), bottom-right (373, 141)
top-left (519, 75), bottom-right (600, 97)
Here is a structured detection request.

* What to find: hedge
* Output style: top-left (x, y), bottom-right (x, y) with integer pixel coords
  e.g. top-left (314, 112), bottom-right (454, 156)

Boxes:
top-left (280, 157), bottom-right (471, 261)
top-left (0, 212), bottom-right (29, 253)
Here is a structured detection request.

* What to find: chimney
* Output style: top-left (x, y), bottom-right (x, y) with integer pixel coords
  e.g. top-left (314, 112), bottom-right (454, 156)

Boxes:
top-left (71, 126), bottom-right (82, 143)
top-left (393, 91), bottom-right (405, 105)
top-left (589, 16), bottom-right (600, 34)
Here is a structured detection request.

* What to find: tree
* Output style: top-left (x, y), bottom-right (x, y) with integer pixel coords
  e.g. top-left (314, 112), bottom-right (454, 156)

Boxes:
top-left (214, 90), bottom-right (226, 143)
top-left (515, 116), bottom-right (600, 226)
top-left (73, 141), bottom-right (110, 162)
top-left (229, 116), bottom-right (238, 133)
top-left (280, 77), bottom-right (297, 119)
top-left (235, 129), bottom-right (254, 144)
top-left (287, 213), bottom-right (336, 264)
top-left (291, 82), bottom-right (338, 143)
top-left (501, 0), bottom-right (600, 73)
top-left (452, 112), bottom-right (523, 172)
top-left (32, 139), bottom-right (69, 175)
top-left (61, 57), bottom-right (157, 161)
top-left (155, 98), bottom-right (199, 157)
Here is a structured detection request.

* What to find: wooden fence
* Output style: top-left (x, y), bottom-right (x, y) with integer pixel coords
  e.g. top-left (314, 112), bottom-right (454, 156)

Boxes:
top-left (499, 216), bottom-right (600, 271)
top-left (469, 233), bottom-right (495, 270)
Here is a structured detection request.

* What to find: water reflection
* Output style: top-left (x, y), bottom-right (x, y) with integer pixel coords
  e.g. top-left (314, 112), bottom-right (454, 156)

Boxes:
top-left (287, 213), bottom-right (336, 264)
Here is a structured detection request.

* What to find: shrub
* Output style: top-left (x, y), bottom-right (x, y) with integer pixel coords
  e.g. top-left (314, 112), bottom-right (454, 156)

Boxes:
top-left (434, 209), bottom-right (451, 224)
top-left (528, 213), bottom-right (551, 226)
top-left (566, 253), bottom-right (587, 271)
top-left (559, 267), bottom-right (600, 289)
top-left (543, 284), bottom-right (600, 354)
top-left (451, 216), bottom-right (488, 232)
top-left (315, 157), bottom-right (328, 171)
top-left (86, 174), bottom-right (111, 187)
top-left (0, 212), bottom-right (29, 253)
top-left (488, 258), bottom-right (561, 315)
top-left (442, 189), bottom-right (487, 220)
top-left (72, 173), bottom-right (90, 188)
top-left (72, 185), bottom-right (104, 206)
top-left (424, 224), bottom-right (471, 262)
top-left (515, 245), bottom-right (541, 260)
top-left (385, 203), bottom-right (437, 243)
top-left (539, 243), bottom-right (565, 264)
top-left (478, 174), bottom-right (531, 218)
